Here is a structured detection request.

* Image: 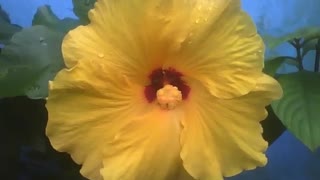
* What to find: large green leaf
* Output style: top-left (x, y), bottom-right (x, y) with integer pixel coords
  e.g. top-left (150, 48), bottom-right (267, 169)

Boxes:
top-left (32, 5), bottom-right (80, 33)
top-left (302, 39), bottom-right (319, 57)
top-left (271, 71), bottom-right (320, 151)
top-left (0, 5), bottom-right (10, 23)
top-left (263, 56), bottom-right (298, 77)
top-left (55, 18), bottom-right (81, 33)
top-left (32, 5), bottom-right (60, 27)
top-left (0, 22), bottom-right (21, 44)
top-left (72, 0), bottom-right (96, 24)
top-left (0, 25), bottom-right (65, 99)
top-left (264, 27), bottom-right (320, 49)
top-left (0, 5), bottom-right (22, 44)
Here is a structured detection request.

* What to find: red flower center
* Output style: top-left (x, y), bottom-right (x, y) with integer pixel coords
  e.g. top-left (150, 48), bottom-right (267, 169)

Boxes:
top-left (144, 68), bottom-right (190, 102)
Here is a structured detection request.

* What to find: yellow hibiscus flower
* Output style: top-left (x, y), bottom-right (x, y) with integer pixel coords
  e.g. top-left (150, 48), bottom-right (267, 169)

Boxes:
top-left (46, 0), bottom-right (282, 180)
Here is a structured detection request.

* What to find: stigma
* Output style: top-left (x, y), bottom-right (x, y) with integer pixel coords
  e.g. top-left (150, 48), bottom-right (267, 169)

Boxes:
top-left (157, 84), bottom-right (182, 110)
top-left (144, 67), bottom-right (190, 109)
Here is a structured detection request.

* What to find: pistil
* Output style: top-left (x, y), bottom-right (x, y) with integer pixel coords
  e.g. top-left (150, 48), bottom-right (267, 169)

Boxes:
top-left (156, 84), bottom-right (182, 110)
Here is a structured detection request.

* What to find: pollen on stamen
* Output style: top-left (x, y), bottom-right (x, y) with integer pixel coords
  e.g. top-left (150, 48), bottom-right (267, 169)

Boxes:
top-left (144, 67), bottom-right (190, 103)
top-left (156, 84), bottom-right (182, 110)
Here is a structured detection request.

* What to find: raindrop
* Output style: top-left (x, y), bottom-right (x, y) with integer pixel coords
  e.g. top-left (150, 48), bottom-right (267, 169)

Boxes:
top-left (256, 50), bottom-right (263, 55)
top-left (28, 85), bottom-right (40, 92)
top-left (195, 19), bottom-right (200, 24)
top-left (98, 53), bottom-right (105, 58)
top-left (33, 85), bottom-right (40, 91)
top-left (39, 37), bottom-right (47, 46)
top-left (39, 37), bottom-right (45, 42)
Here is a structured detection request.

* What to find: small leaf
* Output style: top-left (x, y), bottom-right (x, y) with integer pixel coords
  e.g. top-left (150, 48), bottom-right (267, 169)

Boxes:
top-left (72, 0), bottom-right (96, 24)
top-left (55, 18), bottom-right (81, 33)
top-left (0, 25), bottom-right (65, 98)
top-left (262, 34), bottom-right (282, 49)
top-left (0, 23), bottom-right (21, 44)
top-left (264, 27), bottom-right (320, 49)
top-left (271, 71), bottom-right (320, 151)
top-left (32, 5), bottom-right (60, 28)
top-left (0, 5), bottom-right (10, 23)
top-left (303, 28), bottom-right (320, 42)
top-left (302, 39), bottom-right (318, 57)
top-left (0, 6), bottom-right (22, 44)
top-left (263, 56), bottom-right (297, 77)
top-left (32, 5), bottom-right (81, 33)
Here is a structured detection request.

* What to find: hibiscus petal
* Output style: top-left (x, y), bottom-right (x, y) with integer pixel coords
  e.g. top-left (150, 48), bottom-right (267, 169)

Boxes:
top-left (180, 75), bottom-right (282, 180)
top-left (46, 59), bottom-right (148, 179)
top-left (63, 0), bottom-right (175, 84)
top-left (177, 165), bottom-right (196, 180)
top-left (101, 108), bottom-right (183, 180)
top-left (62, 0), bottom-right (232, 85)
top-left (165, 0), bottom-right (264, 99)
top-left (64, 0), bottom-right (258, 99)
top-left (61, 25), bottom-right (106, 68)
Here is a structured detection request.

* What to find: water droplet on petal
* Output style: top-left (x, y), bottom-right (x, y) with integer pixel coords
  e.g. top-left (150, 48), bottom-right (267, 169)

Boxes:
top-left (98, 53), bottom-right (105, 58)
top-left (39, 37), bottom-right (47, 46)
top-left (195, 19), bottom-right (200, 24)
top-left (39, 37), bottom-right (45, 42)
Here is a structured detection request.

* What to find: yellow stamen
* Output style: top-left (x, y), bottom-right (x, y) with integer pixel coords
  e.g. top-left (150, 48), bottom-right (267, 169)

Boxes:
top-left (156, 84), bottom-right (182, 110)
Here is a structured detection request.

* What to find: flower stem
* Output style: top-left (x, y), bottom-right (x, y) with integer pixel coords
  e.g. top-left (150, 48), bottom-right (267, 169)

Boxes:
top-left (290, 38), bottom-right (304, 71)
top-left (314, 39), bottom-right (320, 72)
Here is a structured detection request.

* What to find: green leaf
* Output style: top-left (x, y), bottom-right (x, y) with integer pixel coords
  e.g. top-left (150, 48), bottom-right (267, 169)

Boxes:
top-left (261, 34), bottom-right (281, 49)
top-left (0, 6), bottom-right (22, 44)
top-left (32, 5), bottom-right (81, 33)
top-left (0, 25), bottom-right (65, 99)
top-left (264, 27), bottom-right (320, 49)
top-left (303, 27), bottom-right (320, 42)
top-left (72, 0), bottom-right (96, 24)
top-left (302, 39), bottom-right (318, 57)
top-left (32, 5), bottom-right (60, 28)
top-left (0, 23), bottom-right (21, 44)
top-left (55, 18), bottom-right (81, 33)
top-left (271, 71), bottom-right (320, 151)
top-left (263, 56), bottom-right (298, 77)
top-left (0, 5), bottom-right (10, 23)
